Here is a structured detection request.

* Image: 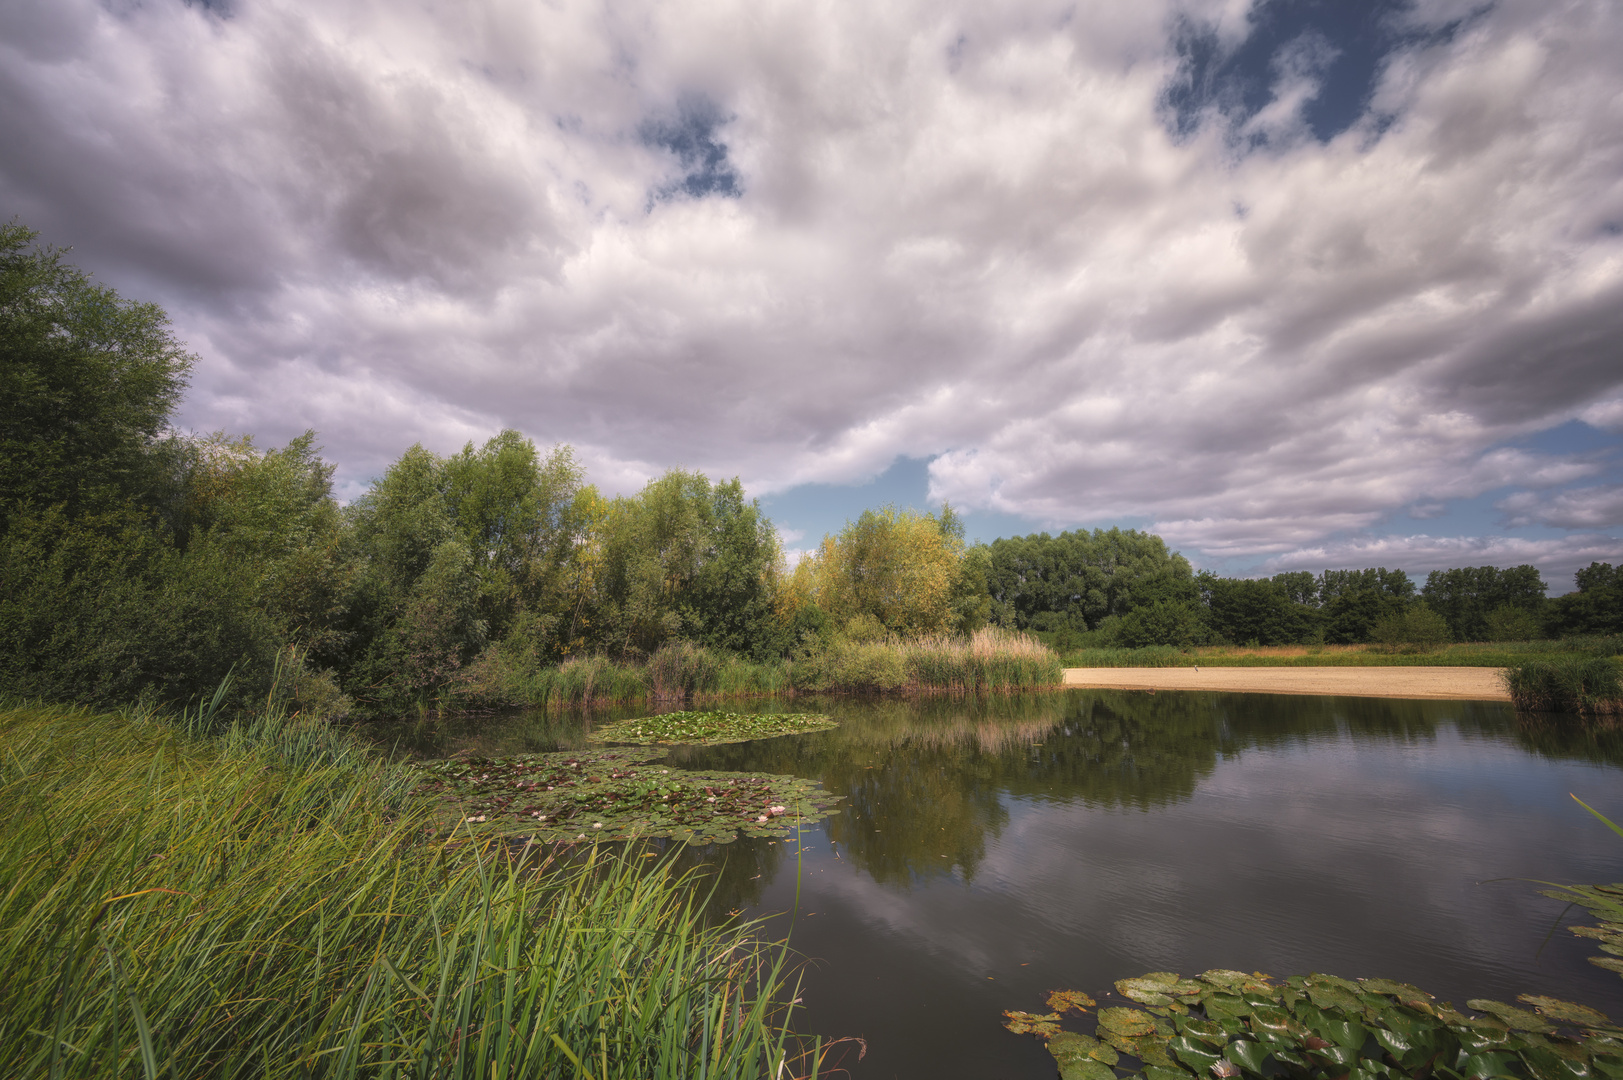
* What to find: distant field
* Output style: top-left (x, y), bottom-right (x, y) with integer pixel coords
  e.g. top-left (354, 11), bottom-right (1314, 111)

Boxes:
top-left (1056, 640), bottom-right (1621, 669)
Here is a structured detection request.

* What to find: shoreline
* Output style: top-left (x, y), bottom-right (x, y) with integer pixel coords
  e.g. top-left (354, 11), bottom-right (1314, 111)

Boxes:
top-left (1061, 666), bottom-right (1511, 701)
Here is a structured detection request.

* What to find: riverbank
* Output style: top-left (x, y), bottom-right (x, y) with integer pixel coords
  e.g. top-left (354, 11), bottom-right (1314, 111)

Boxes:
top-left (1062, 665), bottom-right (1511, 700)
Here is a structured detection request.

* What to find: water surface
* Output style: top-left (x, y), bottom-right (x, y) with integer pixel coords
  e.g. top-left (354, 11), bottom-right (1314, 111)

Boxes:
top-left (371, 690), bottom-right (1623, 1079)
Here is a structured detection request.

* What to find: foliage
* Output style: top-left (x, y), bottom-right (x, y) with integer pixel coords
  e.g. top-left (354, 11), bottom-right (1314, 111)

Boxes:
top-left (1549, 564), bottom-right (1623, 638)
top-left (985, 528), bottom-right (1198, 635)
top-left (789, 627), bottom-right (1061, 694)
top-left (0, 703), bottom-right (806, 1078)
top-left (412, 748), bottom-right (843, 844)
top-left (0, 222), bottom-right (194, 523)
top-left (595, 471), bottom-right (787, 659)
top-left (589, 709), bottom-right (838, 745)
top-left (1423, 565), bottom-right (1548, 642)
top-left (1200, 573), bottom-right (1325, 647)
top-left (1503, 657), bottom-right (1623, 715)
top-left (1370, 603), bottom-right (1453, 652)
top-left (1004, 969), bottom-right (1623, 1080)
top-left (795, 504), bottom-right (966, 637)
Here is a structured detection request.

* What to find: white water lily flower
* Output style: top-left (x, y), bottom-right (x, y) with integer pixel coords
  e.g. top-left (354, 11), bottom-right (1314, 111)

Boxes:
top-left (592, 822), bottom-right (602, 829)
top-left (757, 815), bottom-right (768, 822)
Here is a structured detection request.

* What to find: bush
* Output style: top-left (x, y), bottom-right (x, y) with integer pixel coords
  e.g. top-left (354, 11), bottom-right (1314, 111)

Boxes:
top-left (1504, 657), bottom-right (1623, 716)
top-left (1370, 603), bottom-right (1451, 651)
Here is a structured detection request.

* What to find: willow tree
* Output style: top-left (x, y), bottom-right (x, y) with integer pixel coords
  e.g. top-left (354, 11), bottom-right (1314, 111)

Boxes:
top-left (795, 505), bottom-right (966, 637)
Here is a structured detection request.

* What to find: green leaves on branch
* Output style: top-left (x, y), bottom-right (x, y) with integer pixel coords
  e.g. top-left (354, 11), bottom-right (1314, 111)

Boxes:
top-left (1004, 970), bottom-right (1623, 1080)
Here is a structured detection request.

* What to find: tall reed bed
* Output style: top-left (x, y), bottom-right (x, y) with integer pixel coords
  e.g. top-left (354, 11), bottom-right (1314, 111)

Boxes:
top-left (898, 627), bottom-right (1063, 692)
top-left (0, 703), bottom-right (807, 1078)
top-left (792, 628), bottom-right (1062, 693)
top-left (1503, 656), bottom-right (1623, 717)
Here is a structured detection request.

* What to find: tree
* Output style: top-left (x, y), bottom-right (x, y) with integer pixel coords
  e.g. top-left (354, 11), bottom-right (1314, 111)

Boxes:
top-left (800, 505), bottom-right (962, 637)
top-left (1199, 574), bottom-right (1322, 646)
top-left (1318, 568), bottom-right (1414, 644)
top-left (1421, 565), bottom-right (1547, 642)
top-left (0, 222), bottom-right (194, 524)
top-left (984, 528), bottom-right (1197, 634)
top-left (1547, 562), bottom-right (1623, 637)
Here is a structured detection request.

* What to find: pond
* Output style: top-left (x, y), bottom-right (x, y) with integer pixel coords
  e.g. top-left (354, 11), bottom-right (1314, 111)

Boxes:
top-left (370, 690), bottom-right (1623, 1079)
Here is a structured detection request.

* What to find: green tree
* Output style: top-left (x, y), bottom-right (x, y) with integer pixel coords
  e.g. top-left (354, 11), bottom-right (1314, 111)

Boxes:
top-left (801, 505), bottom-right (963, 637)
top-left (1547, 562), bottom-right (1622, 637)
top-left (984, 528), bottom-right (1197, 634)
top-left (593, 471), bottom-right (786, 658)
top-left (1199, 573), bottom-right (1322, 646)
top-left (0, 223), bottom-right (194, 523)
top-left (1421, 565), bottom-right (1547, 641)
top-left (1318, 568), bottom-right (1414, 644)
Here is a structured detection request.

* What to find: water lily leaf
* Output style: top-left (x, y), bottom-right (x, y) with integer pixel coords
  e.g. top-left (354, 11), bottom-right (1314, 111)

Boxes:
top-left (1050, 989), bottom-right (1097, 1014)
top-left (1592, 1054), bottom-right (1623, 1080)
top-left (1317, 1015), bottom-right (1368, 1051)
top-left (1471, 1000), bottom-right (1558, 1033)
top-left (1003, 1010), bottom-right (1063, 1037)
top-left (1459, 1051), bottom-right (1521, 1078)
top-left (1120, 979), bottom-right (1179, 1006)
top-left (1177, 1018), bottom-right (1230, 1046)
top-left (1307, 974), bottom-right (1363, 994)
top-left (1248, 1007), bottom-right (1295, 1037)
top-left (1203, 995), bottom-right (1248, 1021)
top-left (1168, 1036), bottom-right (1220, 1072)
top-left (1588, 958), bottom-right (1623, 974)
top-left (1520, 997), bottom-right (1612, 1028)
top-left (1224, 1039), bottom-right (1269, 1074)
top-left (1131, 1036), bottom-right (1181, 1070)
top-left (1143, 1066), bottom-right (1195, 1080)
top-left (1049, 1031), bottom-right (1119, 1080)
top-left (1201, 970), bottom-right (1258, 990)
top-left (1308, 983), bottom-right (1363, 1013)
top-left (1100, 1007), bottom-right (1159, 1037)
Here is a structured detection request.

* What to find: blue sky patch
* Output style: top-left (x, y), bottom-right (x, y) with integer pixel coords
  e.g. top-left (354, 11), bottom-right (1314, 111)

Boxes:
top-left (641, 99), bottom-right (742, 202)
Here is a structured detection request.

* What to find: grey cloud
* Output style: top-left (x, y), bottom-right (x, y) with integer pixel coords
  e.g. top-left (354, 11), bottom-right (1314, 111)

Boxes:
top-left (1, 0), bottom-right (1621, 573)
top-left (1497, 485), bottom-right (1623, 530)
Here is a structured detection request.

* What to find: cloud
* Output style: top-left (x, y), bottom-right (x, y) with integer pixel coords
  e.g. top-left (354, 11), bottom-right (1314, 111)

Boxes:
top-left (1259, 532), bottom-right (1623, 585)
top-left (1, 0), bottom-right (1621, 568)
top-left (1497, 485), bottom-right (1623, 530)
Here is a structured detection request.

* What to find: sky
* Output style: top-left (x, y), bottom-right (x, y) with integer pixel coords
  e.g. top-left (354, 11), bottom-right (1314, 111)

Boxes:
top-left (3, 0), bottom-right (1621, 588)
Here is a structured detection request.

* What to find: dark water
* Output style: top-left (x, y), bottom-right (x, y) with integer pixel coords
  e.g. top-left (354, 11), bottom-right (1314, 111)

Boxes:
top-left (369, 690), bottom-right (1623, 1080)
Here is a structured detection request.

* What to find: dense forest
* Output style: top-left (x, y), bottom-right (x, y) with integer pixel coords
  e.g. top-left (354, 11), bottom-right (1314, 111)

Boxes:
top-left (4, 223), bottom-right (1620, 716)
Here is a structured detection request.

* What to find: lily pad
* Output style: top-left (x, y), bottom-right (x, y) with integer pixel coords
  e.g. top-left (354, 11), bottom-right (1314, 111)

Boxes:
top-left (588, 710), bottom-right (836, 746)
top-left (1049, 989), bottom-right (1098, 1014)
top-left (412, 747), bottom-right (842, 844)
top-left (1470, 1000), bottom-right (1558, 1033)
top-left (1520, 997), bottom-right (1612, 1028)
top-left (1048, 1030), bottom-right (1119, 1067)
top-left (1100, 1007), bottom-right (1160, 1038)
top-left (1003, 1011), bottom-right (1063, 1037)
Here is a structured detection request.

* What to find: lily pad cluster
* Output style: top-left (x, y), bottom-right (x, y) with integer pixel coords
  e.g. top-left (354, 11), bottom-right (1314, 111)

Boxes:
top-left (412, 748), bottom-right (842, 844)
top-left (1004, 969), bottom-right (1623, 1080)
top-left (1545, 882), bottom-right (1623, 981)
top-left (587, 710), bottom-right (837, 746)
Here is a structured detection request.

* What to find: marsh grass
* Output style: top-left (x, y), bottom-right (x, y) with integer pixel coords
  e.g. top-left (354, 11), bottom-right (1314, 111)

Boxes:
top-left (0, 702), bottom-right (809, 1078)
top-left (1060, 638), bottom-right (1623, 670)
top-left (1504, 656), bottom-right (1623, 717)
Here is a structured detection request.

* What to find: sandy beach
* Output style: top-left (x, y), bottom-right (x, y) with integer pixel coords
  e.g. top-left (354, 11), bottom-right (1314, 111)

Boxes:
top-left (1061, 666), bottom-right (1510, 701)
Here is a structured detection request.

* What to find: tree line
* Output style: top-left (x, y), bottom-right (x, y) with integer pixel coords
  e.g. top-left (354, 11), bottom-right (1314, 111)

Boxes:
top-left (3, 223), bottom-right (1619, 715)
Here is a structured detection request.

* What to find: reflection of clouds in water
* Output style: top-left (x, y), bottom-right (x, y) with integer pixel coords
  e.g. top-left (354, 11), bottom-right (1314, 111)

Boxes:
top-left (786, 724), bottom-right (1623, 1021)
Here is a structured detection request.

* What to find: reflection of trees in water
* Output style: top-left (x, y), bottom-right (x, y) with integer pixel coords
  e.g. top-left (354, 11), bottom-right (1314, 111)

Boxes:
top-left (386, 691), bottom-right (1623, 908)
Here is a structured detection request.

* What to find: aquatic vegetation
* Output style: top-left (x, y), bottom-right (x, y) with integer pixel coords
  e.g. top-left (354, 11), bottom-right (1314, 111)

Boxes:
top-left (1004, 969), bottom-right (1623, 1080)
top-left (1505, 657), bottom-right (1623, 716)
top-left (589, 709), bottom-right (837, 745)
top-left (414, 747), bottom-right (843, 844)
top-left (0, 703), bottom-right (807, 1078)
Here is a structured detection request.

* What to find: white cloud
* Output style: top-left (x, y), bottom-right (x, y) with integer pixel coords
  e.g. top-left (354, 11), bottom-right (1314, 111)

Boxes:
top-left (1497, 485), bottom-right (1623, 530)
top-left (1259, 532), bottom-right (1623, 585)
top-left (1, 0), bottom-right (1620, 560)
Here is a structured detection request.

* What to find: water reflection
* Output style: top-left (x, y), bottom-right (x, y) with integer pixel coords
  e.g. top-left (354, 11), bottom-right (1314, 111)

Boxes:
top-left (362, 690), bottom-right (1623, 1080)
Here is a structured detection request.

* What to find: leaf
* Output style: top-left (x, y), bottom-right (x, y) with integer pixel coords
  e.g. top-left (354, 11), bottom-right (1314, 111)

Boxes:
top-left (1224, 1039), bottom-right (1270, 1075)
top-left (1168, 1035), bottom-right (1221, 1072)
top-left (1003, 1010), bottom-right (1063, 1037)
top-left (1589, 958), bottom-right (1623, 974)
top-left (1177, 1018), bottom-right (1230, 1046)
top-left (1049, 989), bottom-right (1097, 1014)
top-left (1459, 1051), bottom-right (1521, 1078)
top-left (1520, 996), bottom-right (1612, 1028)
top-left (1049, 1031), bottom-right (1119, 1067)
top-left (1100, 1007), bottom-right (1160, 1037)
top-left (1201, 970), bottom-right (1259, 990)
top-left (1470, 1000), bottom-right (1558, 1033)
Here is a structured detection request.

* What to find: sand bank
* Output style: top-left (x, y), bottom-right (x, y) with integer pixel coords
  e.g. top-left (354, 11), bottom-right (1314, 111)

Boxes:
top-left (1061, 666), bottom-right (1510, 701)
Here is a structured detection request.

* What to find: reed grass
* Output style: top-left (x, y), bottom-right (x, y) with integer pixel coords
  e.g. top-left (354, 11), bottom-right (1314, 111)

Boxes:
top-left (1059, 637), bottom-right (1623, 670)
top-left (0, 702), bottom-right (809, 1078)
top-left (1503, 656), bottom-right (1623, 716)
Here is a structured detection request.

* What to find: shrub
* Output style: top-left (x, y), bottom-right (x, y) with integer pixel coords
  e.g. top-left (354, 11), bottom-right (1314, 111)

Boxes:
top-left (1504, 657), bottom-right (1622, 716)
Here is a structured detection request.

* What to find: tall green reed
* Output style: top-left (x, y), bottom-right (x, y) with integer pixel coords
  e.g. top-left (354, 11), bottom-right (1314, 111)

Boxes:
top-left (0, 703), bottom-right (808, 1078)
